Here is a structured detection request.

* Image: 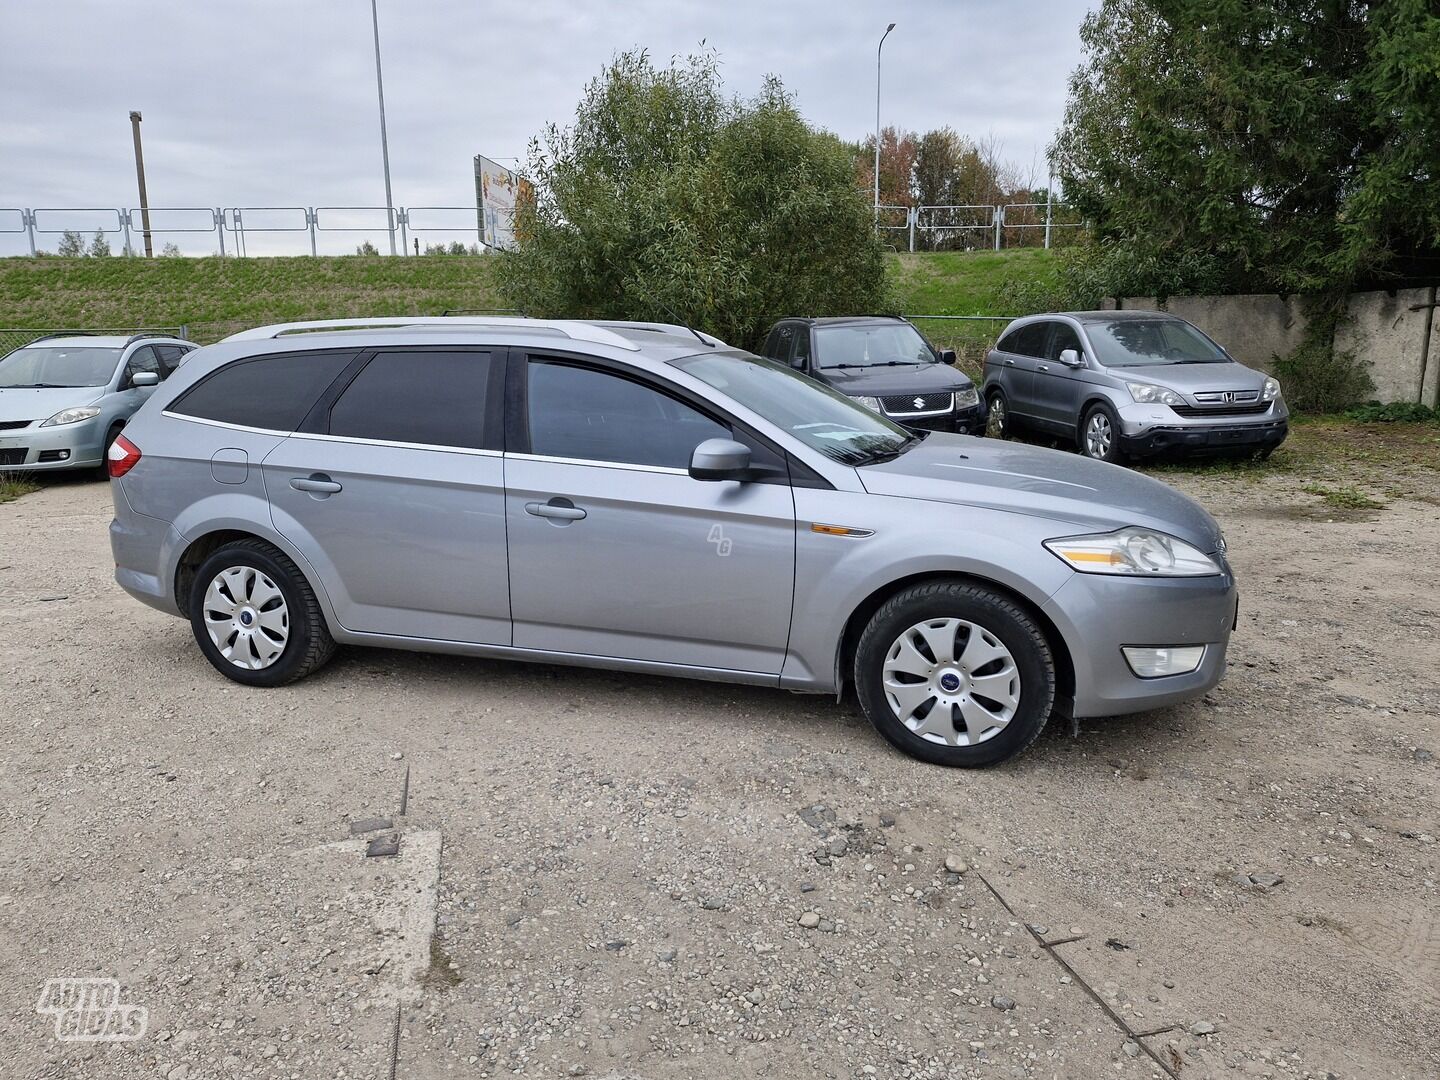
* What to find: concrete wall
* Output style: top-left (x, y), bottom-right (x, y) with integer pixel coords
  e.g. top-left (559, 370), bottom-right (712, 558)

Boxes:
top-left (1106, 288), bottom-right (1439, 405)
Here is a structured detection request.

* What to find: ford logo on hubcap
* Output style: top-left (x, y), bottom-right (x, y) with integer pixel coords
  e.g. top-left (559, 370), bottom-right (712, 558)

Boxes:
top-left (240, 611), bottom-right (254, 626)
top-left (939, 672), bottom-right (961, 693)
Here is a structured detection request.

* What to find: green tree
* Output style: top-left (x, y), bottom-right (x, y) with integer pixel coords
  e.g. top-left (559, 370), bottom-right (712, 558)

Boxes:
top-left (495, 50), bottom-right (888, 347)
top-left (57, 230), bottom-right (85, 257)
top-left (355, 240), bottom-right (379, 256)
top-left (1052, 0), bottom-right (1440, 295)
top-left (87, 230), bottom-right (112, 258)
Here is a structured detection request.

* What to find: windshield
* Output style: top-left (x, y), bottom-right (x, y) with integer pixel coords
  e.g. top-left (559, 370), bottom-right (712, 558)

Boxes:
top-left (674, 350), bottom-right (917, 466)
top-left (1087, 320), bottom-right (1228, 368)
top-left (0, 346), bottom-right (121, 388)
top-left (815, 322), bottom-right (936, 370)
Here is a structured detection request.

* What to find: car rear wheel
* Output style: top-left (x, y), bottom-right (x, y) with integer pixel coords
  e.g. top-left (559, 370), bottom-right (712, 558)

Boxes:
top-left (189, 539), bottom-right (336, 687)
top-left (854, 581), bottom-right (1055, 767)
top-left (985, 389), bottom-right (1012, 439)
top-left (1080, 403), bottom-right (1124, 463)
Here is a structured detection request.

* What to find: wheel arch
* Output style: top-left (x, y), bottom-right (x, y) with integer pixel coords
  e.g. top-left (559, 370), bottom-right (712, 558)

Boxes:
top-left (174, 527), bottom-right (332, 629)
top-left (835, 570), bottom-right (1075, 715)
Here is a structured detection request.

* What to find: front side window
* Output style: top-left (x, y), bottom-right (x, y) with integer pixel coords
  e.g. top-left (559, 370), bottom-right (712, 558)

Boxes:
top-left (329, 350), bottom-right (492, 449)
top-left (1088, 319), bottom-right (1228, 367)
top-left (1046, 324), bottom-right (1084, 361)
top-left (0, 346), bottom-right (120, 388)
top-left (155, 345), bottom-right (190, 375)
top-left (526, 360), bottom-right (728, 469)
top-left (125, 346), bottom-right (161, 383)
top-left (674, 350), bottom-right (914, 467)
top-left (171, 350), bottom-right (356, 431)
top-left (815, 322), bottom-right (936, 370)
top-left (767, 325), bottom-right (794, 362)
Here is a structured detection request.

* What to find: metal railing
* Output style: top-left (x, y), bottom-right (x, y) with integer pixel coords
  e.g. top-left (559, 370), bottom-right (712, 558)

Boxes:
top-left (879, 202), bottom-right (1086, 252)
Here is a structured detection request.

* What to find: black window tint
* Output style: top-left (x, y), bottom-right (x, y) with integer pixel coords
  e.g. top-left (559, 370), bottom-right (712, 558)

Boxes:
top-left (125, 346), bottom-right (160, 382)
top-left (1011, 323), bottom-right (1051, 358)
top-left (996, 329), bottom-right (1021, 353)
top-left (172, 351), bottom-right (355, 431)
top-left (329, 350), bottom-right (491, 449)
top-left (769, 325), bottom-right (794, 361)
top-left (792, 327), bottom-right (811, 365)
top-left (155, 345), bottom-right (188, 375)
top-left (526, 360), bottom-right (728, 469)
top-left (1046, 324), bottom-right (1083, 360)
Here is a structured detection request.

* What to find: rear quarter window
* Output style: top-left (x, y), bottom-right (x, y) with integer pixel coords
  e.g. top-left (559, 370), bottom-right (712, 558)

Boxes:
top-left (169, 350), bottom-right (356, 431)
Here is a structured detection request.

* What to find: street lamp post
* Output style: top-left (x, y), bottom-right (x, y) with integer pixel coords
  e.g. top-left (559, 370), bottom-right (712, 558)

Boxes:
top-left (368, 0), bottom-right (397, 254)
top-left (874, 22), bottom-right (896, 219)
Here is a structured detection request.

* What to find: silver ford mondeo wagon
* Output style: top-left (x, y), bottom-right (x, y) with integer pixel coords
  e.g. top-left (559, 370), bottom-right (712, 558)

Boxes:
top-left (109, 317), bottom-right (1238, 767)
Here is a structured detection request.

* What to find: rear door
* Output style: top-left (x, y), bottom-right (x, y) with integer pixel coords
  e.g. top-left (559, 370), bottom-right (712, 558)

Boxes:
top-left (1030, 321), bottom-right (1090, 430)
top-left (264, 346), bottom-right (510, 644)
top-left (989, 322), bottom-right (1050, 419)
top-left (504, 352), bottom-right (796, 674)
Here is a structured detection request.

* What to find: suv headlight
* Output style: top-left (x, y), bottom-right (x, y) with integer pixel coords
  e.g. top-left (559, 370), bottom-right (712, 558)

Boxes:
top-left (41, 406), bottom-right (102, 427)
top-left (852, 395), bottom-right (884, 413)
top-left (1262, 376), bottom-right (1281, 401)
top-left (1044, 527), bottom-right (1221, 577)
top-left (955, 387), bottom-right (979, 408)
top-left (1126, 382), bottom-right (1185, 407)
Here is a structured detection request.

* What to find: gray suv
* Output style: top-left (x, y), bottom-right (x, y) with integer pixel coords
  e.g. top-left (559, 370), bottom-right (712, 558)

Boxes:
top-left (0, 333), bottom-right (195, 473)
top-left (983, 311), bottom-right (1288, 462)
top-left (109, 317), bottom-right (1238, 768)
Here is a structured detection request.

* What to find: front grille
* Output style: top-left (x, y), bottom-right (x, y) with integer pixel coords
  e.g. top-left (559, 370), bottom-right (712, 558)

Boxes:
top-left (1171, 402), bottom-right (1273, 418)
top-left (1193, 389), bottom-right (1261, 405)
top-left (0, 448), bottom-right (28, 466)
top-left (879, 392), bottom-right (953, 416)
top-left (0, 419), bottom-right (32, 431)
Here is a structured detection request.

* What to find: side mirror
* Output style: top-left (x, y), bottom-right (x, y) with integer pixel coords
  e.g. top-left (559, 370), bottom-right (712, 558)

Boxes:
top-left (130, 371), bottom-right (160, 388)
top-left (689, 438), bottom-right (752, 482)
top-left (939, 348), bottom-right (958, 365)
top-left (1058, 348), bottom-right (1083, 368)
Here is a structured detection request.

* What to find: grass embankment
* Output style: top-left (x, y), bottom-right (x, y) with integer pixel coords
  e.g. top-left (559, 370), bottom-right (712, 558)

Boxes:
top-left (0, 248), bottom-right (1051, 348)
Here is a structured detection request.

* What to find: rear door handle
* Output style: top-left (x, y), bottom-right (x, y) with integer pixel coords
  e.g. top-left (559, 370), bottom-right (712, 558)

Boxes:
top-left (526, 499), bottom-right (586, 521)
top-left (1002, 358), bottom-right (1015, 366)
top-left (290, 475), bottom-right (343, 494)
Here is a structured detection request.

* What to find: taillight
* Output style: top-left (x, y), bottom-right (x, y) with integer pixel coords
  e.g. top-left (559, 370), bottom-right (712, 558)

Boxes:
top-left (107, 434), bottom-right (142, 478)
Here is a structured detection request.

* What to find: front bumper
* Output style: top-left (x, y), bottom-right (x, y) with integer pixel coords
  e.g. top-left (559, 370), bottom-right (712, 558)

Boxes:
top-left (1041, 564), bottom-right (1237, 718)
top-left (0, 419), bottom-right (106, 471)
top-left (1120, 419), bottom-right (1288, 457)
top-left (894, 401), bottom-right (987, 436)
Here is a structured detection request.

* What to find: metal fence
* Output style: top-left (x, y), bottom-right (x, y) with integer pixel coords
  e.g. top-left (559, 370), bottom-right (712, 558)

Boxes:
top-left (0, 205), bottom-right (507, 258)
top-left (0, 326), bottom-right (189, 359)
top-left (892, 202), bottom-right (1085, 253)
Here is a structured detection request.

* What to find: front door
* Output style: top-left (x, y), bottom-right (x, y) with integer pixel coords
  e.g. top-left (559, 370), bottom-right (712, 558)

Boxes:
top-left (265, 347), bottom-right (510, 644)
top-left (505, 355), bottom-right (796, 674)
top-left (1030, 321), bottom-right (1091, 430)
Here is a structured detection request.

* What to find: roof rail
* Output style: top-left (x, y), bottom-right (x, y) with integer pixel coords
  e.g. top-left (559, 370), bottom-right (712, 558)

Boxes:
top-left (592, 321), bottom-right (727, 348)
top-left (221, 317), bottom-right (641, 352)
top-left (125, 331), bottom-right (178, 346)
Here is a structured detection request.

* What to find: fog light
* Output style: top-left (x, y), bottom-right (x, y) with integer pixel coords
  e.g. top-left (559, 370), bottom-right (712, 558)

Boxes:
top-left (1122, 645), bottom-right (1205, 678)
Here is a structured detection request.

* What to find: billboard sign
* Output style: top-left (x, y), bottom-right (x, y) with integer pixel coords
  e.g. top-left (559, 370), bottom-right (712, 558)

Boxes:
top-left (474, 156), bottom-right (531, 251)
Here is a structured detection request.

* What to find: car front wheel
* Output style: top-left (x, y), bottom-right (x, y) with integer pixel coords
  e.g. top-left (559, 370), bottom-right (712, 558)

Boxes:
top-left (854, 581), bottom-right (1055, 767)
top-left (189, 539), bottom-right (336, 687)
top-left (985, 389), bottom-right (1011, 439)
top-left (1080, 403), bottom-right (1125, 463)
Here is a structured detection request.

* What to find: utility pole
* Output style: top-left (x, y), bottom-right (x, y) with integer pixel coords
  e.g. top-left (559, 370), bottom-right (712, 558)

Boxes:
top-left (369, 0), bottom-right (397, 255)
top-left (874, 22), bottom-right (896, 220)
top-left (129, 111), bottom-right (153, 258)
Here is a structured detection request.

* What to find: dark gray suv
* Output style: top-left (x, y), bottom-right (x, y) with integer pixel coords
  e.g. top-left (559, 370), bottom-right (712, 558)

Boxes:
top-left (761, 316), bottom-right (986, 435)
top-left (983, 311), bottom-right (1289, 462)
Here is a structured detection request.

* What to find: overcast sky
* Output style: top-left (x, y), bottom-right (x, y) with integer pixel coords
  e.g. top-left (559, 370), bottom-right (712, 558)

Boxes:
top-left (0, 0), bottom-right (1093, 251)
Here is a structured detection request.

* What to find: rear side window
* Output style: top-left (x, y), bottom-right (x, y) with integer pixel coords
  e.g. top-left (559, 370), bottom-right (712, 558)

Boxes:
top-left (171, 351), bottom-right (355, 431)
top-left (328, 350), bottom-right (492, 449)
top-left (999, 323), bottom-right (1050, 358)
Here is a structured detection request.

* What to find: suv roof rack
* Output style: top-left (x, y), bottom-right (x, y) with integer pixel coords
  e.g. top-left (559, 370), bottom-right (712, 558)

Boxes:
top-left (22, 329), bottom-right (184, 345)
top-left (592, 321), bottom-right (725, 347)
top-left (221, 317), bottom-right (641, 352)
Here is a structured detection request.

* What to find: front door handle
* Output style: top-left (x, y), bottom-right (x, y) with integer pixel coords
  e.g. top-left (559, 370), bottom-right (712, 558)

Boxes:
top-left (525, 498), bottom-right (586, 521)
top-left (291, 474), bottom-right (343, 494)
top-left (1037, 363), bottom-right (1050, 372)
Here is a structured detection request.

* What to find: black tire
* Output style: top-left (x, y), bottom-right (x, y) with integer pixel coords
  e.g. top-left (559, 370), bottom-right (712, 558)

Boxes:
top-left (1079, 402), bottom-right (1125, 463)
top-left (188, 539), bottom-right (336, 687)
top-left (854, 580), bottom-right (1055, 767)
top-left (985, 388), bottom-right (1014, 440)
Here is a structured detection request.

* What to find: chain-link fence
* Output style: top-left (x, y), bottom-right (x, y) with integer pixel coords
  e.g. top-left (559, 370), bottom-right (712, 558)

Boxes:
top-left (0, 327), bottom-right (188, 359)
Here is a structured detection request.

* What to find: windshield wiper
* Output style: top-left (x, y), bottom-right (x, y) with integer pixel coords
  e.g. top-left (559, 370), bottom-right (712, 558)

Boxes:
top-left (3, 382), bottom-right (74, 388)
top-left (825, 360), bottom-right (929, 370)
top-left (860, 433), bottom-right (924, 465)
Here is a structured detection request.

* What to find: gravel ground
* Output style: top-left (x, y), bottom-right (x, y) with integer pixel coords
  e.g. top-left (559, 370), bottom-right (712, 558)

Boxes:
top-left (1, 430), bottom-right (1436, 1080)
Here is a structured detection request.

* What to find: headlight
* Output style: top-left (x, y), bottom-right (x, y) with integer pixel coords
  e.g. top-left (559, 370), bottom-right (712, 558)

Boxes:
top-left (955, 387), bottom-right (979, 408)
top-left (1127, 382), bottom-right (1185, 407)
top-left (1262, 376), bottom-right (1281, 401)
top-left (852, 395), bottom-right (884, 413)
top-left (1044, 527), bottom-right (1221, 577)
top-left (41, 407), bottom-right (102, 427)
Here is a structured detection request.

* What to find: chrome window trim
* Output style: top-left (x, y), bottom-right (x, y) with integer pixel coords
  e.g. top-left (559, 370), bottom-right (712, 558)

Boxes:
top-left (161, 411), bottom-right (291, 437)
top-left (287, 431), bottom-right (501, 457)
top-left (506, 451), bottom-right (689, 476)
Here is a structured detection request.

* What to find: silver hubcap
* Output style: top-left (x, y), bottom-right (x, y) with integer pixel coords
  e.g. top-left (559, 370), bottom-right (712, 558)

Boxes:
top-left (881, 618), bottom-right (1021, 747)
top-left (1085, 413), bottom-right (1112, 458)
top-left (988, 397), bottom-right (1006, 437)
top-left (203, 566), bottom-right (290, 670)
